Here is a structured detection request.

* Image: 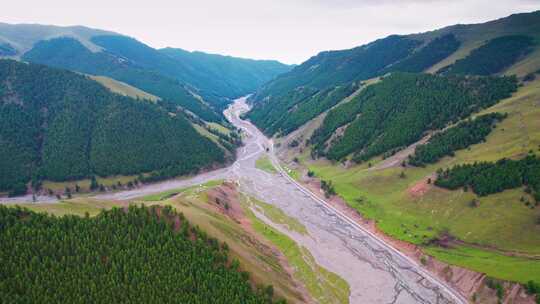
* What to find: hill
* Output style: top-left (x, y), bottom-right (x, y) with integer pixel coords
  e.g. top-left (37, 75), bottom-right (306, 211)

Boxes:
top-left (0, 59), bottom-right (224, 196)
top-left (90, 75), bottom-right (160, 102)
top-left (0, 23), bottom-right (292, 116)
top-left (160, 48), bottom-right (291, 107)
top-left (248, 11), bottom-right (540, 137)
top-left (252, 10), bottom-right (540, 291)
top-left (0, 204), bottom-right (283, 303)
top-left (21, 37), bottom-right (223, 122)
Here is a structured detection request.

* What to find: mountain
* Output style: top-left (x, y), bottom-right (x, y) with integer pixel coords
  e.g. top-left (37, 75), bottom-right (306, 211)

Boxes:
top-left (160, 48), bottom-right (291, 108)
top-left (0, 23), bottom-right (292, 118)
top-left (255, 10), bottom-right (540, 289)
top-left (21, 36), bottom-right (223, 122)
top-left (0, 22), bottom-right (115, 56)
top-left (247, 11), bottom-right (540, 137)
top-left (0, 59), bottom-right (224, 196)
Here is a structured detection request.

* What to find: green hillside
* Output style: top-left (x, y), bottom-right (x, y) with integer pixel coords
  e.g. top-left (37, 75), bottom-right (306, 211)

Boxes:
top-left (160, 48), bottom-right (292, 102)
top-left (0, 59), bottom-right (224, 196)
top-left (0, 23), bottom-right (291, 114)
top-left (248, 11), bottom-right (540, 137)
top-left (22, 37), bottom-right (222, 122)
top-left (312, 73), bottom-right (516, 161)
top-left (0, 204), bottom-right (282, 303)
top-left (291, 74), bottom-right (540, 284)
top-left (440, 35), bottom-right (535, 75)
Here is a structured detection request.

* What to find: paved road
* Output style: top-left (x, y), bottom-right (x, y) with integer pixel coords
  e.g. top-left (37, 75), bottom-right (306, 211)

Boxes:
top-left (3, 97), bottom-right (466, 304)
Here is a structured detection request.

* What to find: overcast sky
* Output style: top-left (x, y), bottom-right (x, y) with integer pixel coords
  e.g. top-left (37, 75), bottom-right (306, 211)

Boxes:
top-left (2, 0), bottom-right (540, 64)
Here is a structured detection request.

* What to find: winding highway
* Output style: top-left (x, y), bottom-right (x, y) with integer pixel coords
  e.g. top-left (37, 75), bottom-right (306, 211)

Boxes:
top-left (3, 97), bottom-right (467, 304)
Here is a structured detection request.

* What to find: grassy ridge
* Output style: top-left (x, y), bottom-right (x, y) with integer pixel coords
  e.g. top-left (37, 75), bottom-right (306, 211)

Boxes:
top-left (91, 75), bottom-right (160, 102)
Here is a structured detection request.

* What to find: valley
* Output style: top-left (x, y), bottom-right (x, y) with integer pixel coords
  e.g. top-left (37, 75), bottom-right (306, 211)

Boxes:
top-left (2, 8), bottom-right (540, 304)
top-left (3, 97), bottom-right (467, 303)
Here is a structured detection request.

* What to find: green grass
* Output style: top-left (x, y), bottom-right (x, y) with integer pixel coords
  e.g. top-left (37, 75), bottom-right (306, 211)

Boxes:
top-left (255, 155), bottom-right (277, 174)
top-left (245, 196), bottom-right (308, 235)
top-left (281, 164), bottom-right (301, 181)
top-left (207, 122), bottom-right (231, 136)
top-left (242, 195), bottom-right (350, 304)
top-left (17, 198), bottom-right (116, 217)
top-left (42, 175), bottom-right (139, 193)
top-left (91, 75), bottom-right (159, 102)
top-left (425, 245), bottom-right (540, 283)
top-left (140, 180), bottom-right (224, 202)
top-left (300, 79), bottom-right (540, 283)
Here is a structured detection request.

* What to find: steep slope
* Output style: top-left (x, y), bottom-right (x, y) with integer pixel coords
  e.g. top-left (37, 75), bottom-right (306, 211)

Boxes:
top-left (248, 11), bottom-right (540, 137)
top-left (90, 75), bottom-right (160, 102)
top-left (0, 204), bottom-right (283, 303)
top-left (21, 37), bottom-right (222, 122)
top-left (311, 73), bottom-right (517, 161)
top-left (0, 22), bottom-right (114, 55)
top-left (0, 23), bottom-right (291, 114)
top-left (0, 59), bottom-right (224, 196)
top-left (160, 48), bottom-right (292, 101)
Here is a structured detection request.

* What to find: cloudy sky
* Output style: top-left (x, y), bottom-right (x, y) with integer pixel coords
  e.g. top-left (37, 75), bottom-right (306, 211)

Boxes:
top-left (2, 0), bottom-right (540, 64)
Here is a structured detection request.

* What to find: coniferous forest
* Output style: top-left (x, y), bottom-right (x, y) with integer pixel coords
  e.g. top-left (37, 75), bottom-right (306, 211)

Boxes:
top-left (440, 35), bottom-right (535, 76)
top-left (0, 59), bottom-right (224, 195)
top-left (408, 113), bottom-right (507, 166)
top-left (0, 205), bottom-right (282, 303)
top-left (435, 155), bottom-right (540, 201)
top-left (310, 72), bottom-right (517, 161)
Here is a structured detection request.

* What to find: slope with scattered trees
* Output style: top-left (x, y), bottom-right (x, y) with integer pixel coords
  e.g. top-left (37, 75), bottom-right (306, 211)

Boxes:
top-left (311, 73), bottom-right (516, 161)
top-left (435, 155), bottom-right (540, 201)
top-left (440, 35), bottom-right (535, 75)
top-left (248, 83), bottom-right (359, 136)
top-left (408, 112), bottom-right (507, 166)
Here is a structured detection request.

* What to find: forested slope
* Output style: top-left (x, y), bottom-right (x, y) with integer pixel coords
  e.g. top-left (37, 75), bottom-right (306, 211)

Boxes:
top-left (440, 35), bottom-right (535, 75)
top-left (0, 60), bottom-right (224, 195)
top-left (22, 37), bottom-right (222, 122)
top-left (247, 11), bottom-right (540, 137)
top-left (160, 47), bottom-right (291, 101)
top-left (311, 73), bottom-right (516, 161)
top-left (0, 23), bottom-right (291, 114)
top-left (0, 204), bottom-right (282, 303)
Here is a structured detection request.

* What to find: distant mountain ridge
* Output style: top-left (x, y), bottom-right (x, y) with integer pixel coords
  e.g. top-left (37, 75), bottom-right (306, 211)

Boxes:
top-left (247, 10), bottom-right (540, 138)
top-left (0, 23), bottom-right (292, 119)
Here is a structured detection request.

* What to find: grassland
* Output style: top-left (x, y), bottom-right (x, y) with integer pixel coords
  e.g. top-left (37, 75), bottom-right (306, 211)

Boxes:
top-left (91, 75), bottom-right (159, 102)
top-left (42, 175), bottom-right (139, 193)
top-left (244, 196), bottom-right (308, 235)
top-left (255, 155), bottom-right (277, 174)
top-left (299, 78), bottom-right (540, 283)
top-left (425, 246), bottom-right (540, 284)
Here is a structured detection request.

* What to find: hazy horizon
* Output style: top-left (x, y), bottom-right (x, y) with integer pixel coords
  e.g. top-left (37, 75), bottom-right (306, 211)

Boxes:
top-left (3, 0), bottom-right (540, 64)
